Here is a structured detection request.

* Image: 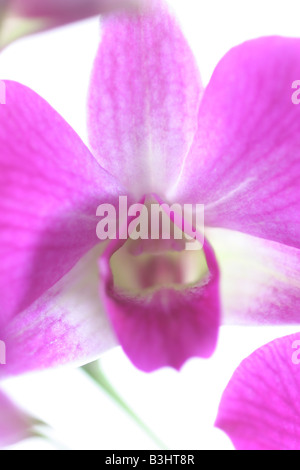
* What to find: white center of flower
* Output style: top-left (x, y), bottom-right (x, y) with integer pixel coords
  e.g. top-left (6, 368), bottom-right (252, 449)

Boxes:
top-left (110, 202), bottom-right (208, 296)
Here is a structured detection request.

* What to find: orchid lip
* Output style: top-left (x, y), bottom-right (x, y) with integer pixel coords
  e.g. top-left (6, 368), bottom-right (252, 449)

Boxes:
top-left (98, 195), bottom-right (220, 371)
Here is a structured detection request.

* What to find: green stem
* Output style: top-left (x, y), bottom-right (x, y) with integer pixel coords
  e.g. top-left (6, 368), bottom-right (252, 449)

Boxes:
top-left (33, 430), bottom-right (70, 451)
top-left (82, 361), bottom-right (167, 449)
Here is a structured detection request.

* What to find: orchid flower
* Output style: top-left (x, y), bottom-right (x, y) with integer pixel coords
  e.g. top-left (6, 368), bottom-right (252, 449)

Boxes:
top-left (0, 390), bottom-right (37, 448)
top-left (0, 0), bottom-right (139, 49)
top-left (216, 333), bottom-right (300, 450)
top-left (0, 0), bottom-right (300, 377)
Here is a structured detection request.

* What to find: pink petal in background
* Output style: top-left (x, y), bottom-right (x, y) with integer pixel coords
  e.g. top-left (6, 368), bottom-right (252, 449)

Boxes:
top-left (216, 333), bottom-right (300, 450)
top-left (7, 0), bottom-right (139, 24)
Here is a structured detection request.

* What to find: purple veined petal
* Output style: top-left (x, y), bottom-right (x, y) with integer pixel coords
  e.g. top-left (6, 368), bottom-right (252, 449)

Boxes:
top-left (216, 333), bottom-right (300, 450)
top-left (88, 0), bottom-right (202, 199)
top-left (174, 36), bottom-right (300, 250)
top-left (206, 228), bottom-right (300, 325)
top-left (0, 245), bottom-right (117, 379)
top-left (0, 80), bottom-right (124, 326)
top-left (98, 199), bottom-right (220, 372)
top-left (0, 390), bottom-right (35, 448)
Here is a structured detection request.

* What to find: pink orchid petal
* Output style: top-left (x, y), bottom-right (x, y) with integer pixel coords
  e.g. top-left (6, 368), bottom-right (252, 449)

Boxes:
top-left (216, 333), bottom-right (300, 450)
top-left (0, 390), bottom-right (34, 448)
top-left (0, 246), bottom-right (117, 379)
top-left (0, 81), bottom-right (123, 325)
top-left (100, 231), bottom-right (220, 372)
top-left (88, 0), bottom-right (202, 198)
top-left (175, 37), bottom-right (300, 249)
top-left (207, 228), bottom-right (300, 325)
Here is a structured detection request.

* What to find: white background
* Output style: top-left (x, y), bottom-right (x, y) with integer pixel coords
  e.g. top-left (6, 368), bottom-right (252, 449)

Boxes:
top-left (0, 0), bottom-right (299, 450)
